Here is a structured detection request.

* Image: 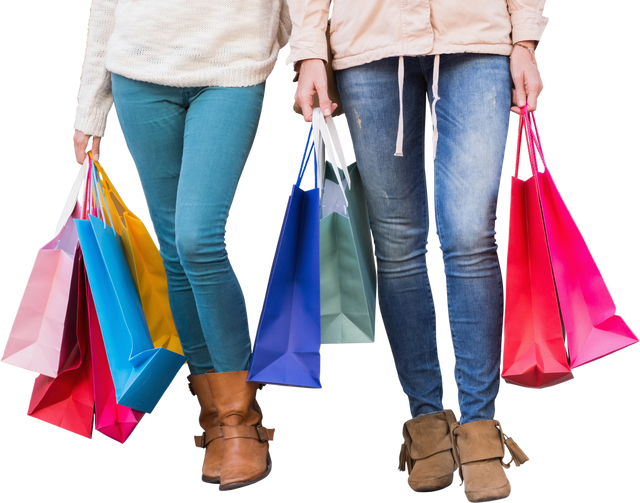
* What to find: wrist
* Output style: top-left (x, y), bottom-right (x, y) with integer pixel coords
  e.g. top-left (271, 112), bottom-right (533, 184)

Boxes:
top-left (514, 40), bottom-right (536, 50)
top-left (513, 40), bottom-right (542, 51)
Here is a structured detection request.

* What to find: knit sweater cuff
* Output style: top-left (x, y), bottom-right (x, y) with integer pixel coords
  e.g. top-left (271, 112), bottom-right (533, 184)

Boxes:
top-left (71, 102), bottom-right (113, 139)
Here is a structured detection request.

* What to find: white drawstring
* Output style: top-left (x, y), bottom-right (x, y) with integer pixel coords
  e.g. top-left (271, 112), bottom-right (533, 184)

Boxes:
top-left (393, 54), bottom-right (440, 161)
top-left (394, 55), bottom-right (405, 157)
top-left (431, 54), bottom-right (440, 160)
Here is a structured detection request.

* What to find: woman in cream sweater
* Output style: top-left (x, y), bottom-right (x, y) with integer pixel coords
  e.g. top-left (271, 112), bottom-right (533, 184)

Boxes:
top-left (73, 0), bottom-right (290, 491)
top-left (292, 1), bottom-right (545, 501)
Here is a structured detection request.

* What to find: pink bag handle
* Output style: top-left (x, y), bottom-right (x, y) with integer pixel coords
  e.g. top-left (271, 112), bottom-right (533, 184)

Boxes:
top-left (527, 113), bottom-right (549, 171)
top-left (84, 153), bottom-right (115, 232)
top-left (514, 105), bottom-right (549, 184)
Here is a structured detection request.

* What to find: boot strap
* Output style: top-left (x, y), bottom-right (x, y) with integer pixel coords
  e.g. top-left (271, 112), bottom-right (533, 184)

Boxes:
top-left (191, 428), bottom-right (223, 451)
top-left (221, 424), bottom-right (275, 443)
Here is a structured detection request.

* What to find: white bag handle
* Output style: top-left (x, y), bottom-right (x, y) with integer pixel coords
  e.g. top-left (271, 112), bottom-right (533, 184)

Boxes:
top-left (312, 111), bottom-right (324, 189)
top-left (313, 108), bottom-right (349, 207)
top-left (54, 156), bottom-right (89, 236)
top-left (325, 114), bottom-right (350, 187)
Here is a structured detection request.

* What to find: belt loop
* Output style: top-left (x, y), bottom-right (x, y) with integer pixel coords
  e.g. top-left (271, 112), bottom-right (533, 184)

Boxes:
top-left (394, 56), bottom-right (405, 157)
top-left (431, 54), bottom-right (441, 160)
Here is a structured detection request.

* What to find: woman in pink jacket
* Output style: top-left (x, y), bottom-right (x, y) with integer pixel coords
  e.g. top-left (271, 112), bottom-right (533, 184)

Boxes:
top-left (291, 1), bottom-right (545, 501)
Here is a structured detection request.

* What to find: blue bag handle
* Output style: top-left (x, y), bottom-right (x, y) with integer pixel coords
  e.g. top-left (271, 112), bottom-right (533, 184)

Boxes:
top-left (293, 123), bottom-right (318, 188)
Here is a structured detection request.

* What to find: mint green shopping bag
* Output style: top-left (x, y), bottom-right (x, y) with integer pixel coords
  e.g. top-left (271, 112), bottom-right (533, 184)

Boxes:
top-left (315, 112), bottom-right (376, 344)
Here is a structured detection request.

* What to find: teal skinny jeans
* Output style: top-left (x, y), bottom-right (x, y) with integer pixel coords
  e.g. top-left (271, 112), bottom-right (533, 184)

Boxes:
top-left (111, 73), bottom-right (265, 375)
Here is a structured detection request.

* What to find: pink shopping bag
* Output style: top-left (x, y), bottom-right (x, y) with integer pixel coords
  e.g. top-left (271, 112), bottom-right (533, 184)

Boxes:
top-left (3, 162), bottom-right (88, 377)
top-left (524, 113), bottom-right (638, 367)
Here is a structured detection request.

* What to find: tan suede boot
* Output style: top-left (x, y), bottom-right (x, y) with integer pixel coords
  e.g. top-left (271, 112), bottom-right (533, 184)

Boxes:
top-left (398, 410), bottom-right (458, 492)
top-left (452, 420), bottom-right (529, 502)
top-left (206, 370), bottom-right (274, 491)
top-left (188, 374), bottom-right (224, 484)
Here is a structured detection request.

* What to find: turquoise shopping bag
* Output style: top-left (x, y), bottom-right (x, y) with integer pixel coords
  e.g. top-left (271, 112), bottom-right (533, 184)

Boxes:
top-left (75, 161), bottom-right (185, 413)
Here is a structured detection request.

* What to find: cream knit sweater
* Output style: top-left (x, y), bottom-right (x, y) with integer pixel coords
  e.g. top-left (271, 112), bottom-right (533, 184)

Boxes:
top-left (75, 0), bottom-right (291, 137)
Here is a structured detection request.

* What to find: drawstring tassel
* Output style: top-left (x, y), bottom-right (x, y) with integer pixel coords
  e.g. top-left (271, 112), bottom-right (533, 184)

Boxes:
top-left (504, 436), bottom-right (529, 467)
top-left (497, 421), bottom-right (529, 469)
top-left (396, 418), bottom-right (414, 475)
top-left (394, 56), bottom-right (405, 157)
top-left (396, 442), bottom-right (414, 475)
top-left (430, 54), bottom-right (441, 160)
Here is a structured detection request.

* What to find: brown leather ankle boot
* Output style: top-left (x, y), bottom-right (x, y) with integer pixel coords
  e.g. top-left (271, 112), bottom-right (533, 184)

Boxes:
top-left (188, 374), bottom-right (224, 484)
top-left (205, 370), bottom-right (274, 491)
top-left (398, 410), bottom-right (458, 492)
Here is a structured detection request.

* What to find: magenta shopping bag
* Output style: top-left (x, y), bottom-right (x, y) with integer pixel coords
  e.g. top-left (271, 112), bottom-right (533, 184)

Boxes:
top-left (86, 275), bottom-right (144, 443)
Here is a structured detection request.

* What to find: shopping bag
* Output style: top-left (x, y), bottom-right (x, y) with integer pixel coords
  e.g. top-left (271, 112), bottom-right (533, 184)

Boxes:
top-left (76, 162), bottom-right (186, 413)
top-left (502, 113), bottom-right (574, 388)
top-left (316, 113), bottom-right (376, 343)
top-left (248, 121), bottom-right (321, 387)
top-left (27, 248), bottom-right (95, 438)
top-left (86, 275), bottom-right (144, 443)
top-left (92, 157), bottom-right (183, 355)
top-left (526, 113), bottom-right (637, 368)
top-left (3, 162), bottom-right (88, 376)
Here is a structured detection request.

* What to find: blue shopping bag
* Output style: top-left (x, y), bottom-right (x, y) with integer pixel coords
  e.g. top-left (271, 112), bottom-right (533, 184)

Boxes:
top-left (248, 125), bottom-right (321, 388)
top-left (75, 162), bottom-right (185, 413)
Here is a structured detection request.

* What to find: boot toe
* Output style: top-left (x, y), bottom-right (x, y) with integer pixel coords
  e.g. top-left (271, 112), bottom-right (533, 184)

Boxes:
top-left (219, 452), bottom-right (272, 490)
top-left (462, 460), bottom-right (511, 502)
top-left (408, 472), bottom-right (454, 492)
top-left (408, 451), bottom-right (456, 492)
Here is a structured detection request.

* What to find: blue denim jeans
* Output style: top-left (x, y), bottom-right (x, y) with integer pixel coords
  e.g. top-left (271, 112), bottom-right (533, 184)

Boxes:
top-left (336, 54), bottom-right (511, 424)
top-left (111, 73), bottom-right (265, 375)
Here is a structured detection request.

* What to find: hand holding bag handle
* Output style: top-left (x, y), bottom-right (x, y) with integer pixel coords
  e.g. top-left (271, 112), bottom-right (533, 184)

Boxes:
top-left (293, 21), bottom-right (344, 118)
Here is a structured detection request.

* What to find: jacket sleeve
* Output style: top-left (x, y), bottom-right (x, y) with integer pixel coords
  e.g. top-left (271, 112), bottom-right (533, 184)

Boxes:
top-left (74, 0), bottom-right (118, 137)
top-left (286, 0), bottom-right (331, 67)
top-left (506, 0), bottom-right (548, 44)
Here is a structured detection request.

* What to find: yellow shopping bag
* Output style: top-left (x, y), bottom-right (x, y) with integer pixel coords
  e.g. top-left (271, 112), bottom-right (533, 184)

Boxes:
top-left (91, 154), bottom-right (183, 355)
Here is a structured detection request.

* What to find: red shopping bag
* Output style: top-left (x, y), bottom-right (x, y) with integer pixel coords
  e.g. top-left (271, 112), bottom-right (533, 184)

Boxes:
top-left (527, 114), bottom-right (637, 368)
top-left (502, 112), bottom-right (574, 388)
top-left (27, 248), bottom-right (95, 437)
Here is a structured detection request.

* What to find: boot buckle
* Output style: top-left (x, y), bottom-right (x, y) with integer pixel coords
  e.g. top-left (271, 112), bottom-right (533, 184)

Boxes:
top-left (256, 426), bottom-right (275, 442)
